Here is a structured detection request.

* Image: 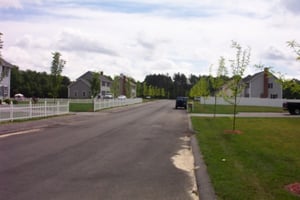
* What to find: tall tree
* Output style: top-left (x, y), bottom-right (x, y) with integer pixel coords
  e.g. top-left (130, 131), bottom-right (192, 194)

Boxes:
top-left (50, 52), bottom-right (66, 98)
top-left (90, 72), bottom-right (100, 98)
top-left (226, 41), bottom-right (251, 131)
top-left (173, 73), bottom-right (188, 97)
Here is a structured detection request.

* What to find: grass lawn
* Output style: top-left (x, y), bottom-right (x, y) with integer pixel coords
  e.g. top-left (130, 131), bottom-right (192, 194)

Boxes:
top-left (69, 103), bottom-right (94, 112)
top-left (191, 117), bottom-right (300, 200)
top-left (191, 101), bottom-right (283, 114)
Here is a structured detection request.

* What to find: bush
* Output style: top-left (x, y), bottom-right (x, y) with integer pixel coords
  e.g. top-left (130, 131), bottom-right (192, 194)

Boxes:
top-left (4, 99), bottom-right (11, 104)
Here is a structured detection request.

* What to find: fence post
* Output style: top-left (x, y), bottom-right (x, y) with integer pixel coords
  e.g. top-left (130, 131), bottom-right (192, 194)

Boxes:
top-left (44, 101), bottom-right (47, 117)
top-left (93, 98), bottom-right (96, 112)
top-left (29, 100), bottom-right (32, 118)
top-left (10, 101), bottom-right (13, 121)
top-left (68, 101), bottom-right (70, 113)
top-left (57, 101), bottom-right (60, 115)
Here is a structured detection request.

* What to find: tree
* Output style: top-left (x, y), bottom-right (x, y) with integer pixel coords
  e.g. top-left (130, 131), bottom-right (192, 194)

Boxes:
top-left (173, 73), bottom-right (188, 97)
top-left (0, 32), bottom-right (5, 82)
top-left (210, 57), bottom-right (227, 117)
top-left (226, 41), bottom-right (251, 131)
top-left (287, 40), bottom-right (300, 61)
top-left (50, 52), bottom-right (66, 98)
top-left (90, 72), bottom-right (100, 98)
top-left (111, 75), bottom-right (120, 97)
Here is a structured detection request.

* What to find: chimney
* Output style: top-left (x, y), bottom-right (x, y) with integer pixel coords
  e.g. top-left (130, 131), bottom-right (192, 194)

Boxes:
top-left (263, 68), bottom-right (268, 98)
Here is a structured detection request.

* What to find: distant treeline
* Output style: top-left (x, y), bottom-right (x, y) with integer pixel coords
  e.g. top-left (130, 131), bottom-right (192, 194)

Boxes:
top-left (10, 67), bottom-right (70, 98)
top-left (10, 67), bottom-right (300, 99)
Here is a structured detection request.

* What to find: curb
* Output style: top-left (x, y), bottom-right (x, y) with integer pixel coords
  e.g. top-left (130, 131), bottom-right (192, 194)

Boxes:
top-left (188, 116), bottom-right (217, 200)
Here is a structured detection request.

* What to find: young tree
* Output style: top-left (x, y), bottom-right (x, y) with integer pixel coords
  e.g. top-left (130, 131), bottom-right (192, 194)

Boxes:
top-left (287, 40), bottom-right (300, 61)
top-left (50, 52), bottom-right (66, 98)
top-left (90, 72), bottom-right (100, 98)
top-left (210, 57), bottom-right (227, 117)
top-left (226, 41), bottom-right (251, 130)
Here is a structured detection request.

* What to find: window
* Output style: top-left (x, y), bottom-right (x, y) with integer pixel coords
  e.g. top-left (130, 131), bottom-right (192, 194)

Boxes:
top-left (270, 94), bottom-right (278, 99)
top-left (3, 86), bottom-right (8, 96)
top-left (83, 91), bottom-right (86, 97)
top-left (268, 83), bottom-right (273, 89)
top-left (74, 91), bottom-right (78, 97)
top-left (102, 81), bottom-right (106, 86)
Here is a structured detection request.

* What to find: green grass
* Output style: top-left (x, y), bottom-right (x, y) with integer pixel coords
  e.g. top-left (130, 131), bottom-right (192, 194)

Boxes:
top-left (69, 103), bottom-right (94, 112)
top-left (191, 101), bottom-right (283, 114)
top-left (191, 117), bottom-right (300, 200)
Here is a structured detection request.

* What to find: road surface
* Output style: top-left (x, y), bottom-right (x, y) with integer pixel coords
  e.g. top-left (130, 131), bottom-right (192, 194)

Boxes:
top-left (0, 100), bottom-right (197, 200)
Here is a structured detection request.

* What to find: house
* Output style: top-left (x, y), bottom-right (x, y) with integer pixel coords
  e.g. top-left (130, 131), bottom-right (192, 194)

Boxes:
top-left (242, 68), bottom-right (282, 99)
top-left (0, 58), bottom-right (13, 99)
top-left (68, 71), bottom-right (112, 99)
top-left (116, 73), bottom-right (136, 98)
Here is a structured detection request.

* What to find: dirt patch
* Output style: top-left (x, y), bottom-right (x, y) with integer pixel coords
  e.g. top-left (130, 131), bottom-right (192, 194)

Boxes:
top-left (285, 182), bottom-right (300, 197)
top-left (224, 130), bottom-right (243, 134)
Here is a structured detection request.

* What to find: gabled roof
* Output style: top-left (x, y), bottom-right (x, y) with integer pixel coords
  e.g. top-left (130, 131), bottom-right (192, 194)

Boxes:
top-left (0, 58), bottom-right (14, 68)
top-left (77, 71), bottom-right (112, 83)
top-left (68, 78), bottom-right (91, 88)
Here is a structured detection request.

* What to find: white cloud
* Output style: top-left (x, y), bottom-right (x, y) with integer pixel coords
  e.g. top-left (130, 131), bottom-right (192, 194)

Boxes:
top-left (1, 0), bottom-right (300, 82)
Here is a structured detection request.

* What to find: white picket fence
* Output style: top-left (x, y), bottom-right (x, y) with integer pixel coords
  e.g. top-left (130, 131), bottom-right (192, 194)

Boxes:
top-left (196, 97), bottom-right (300, 107)
top-left (0, 101), bottom-right (69, 122)
top-left (93, 98), bottom-right (142, 111)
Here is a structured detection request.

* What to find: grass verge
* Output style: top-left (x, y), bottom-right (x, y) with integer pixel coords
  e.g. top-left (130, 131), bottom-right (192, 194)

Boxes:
top-left (191, 117), bottom-right (300, 199)
top-left (191, 102), bottom-right (283, 114)
top-left (69, 103), bottom-right (94, 112)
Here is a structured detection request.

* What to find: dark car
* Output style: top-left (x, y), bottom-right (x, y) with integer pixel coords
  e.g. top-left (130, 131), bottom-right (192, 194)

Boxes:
top-left (175, 96), bottom-right (188, 109)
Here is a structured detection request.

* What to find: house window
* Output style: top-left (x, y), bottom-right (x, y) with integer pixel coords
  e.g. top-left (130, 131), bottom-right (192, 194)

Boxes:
top-left (83, 91), bottom-right (86, 97)
top-left (74, 91), bottom-right (78, 97)
top-left (3, 86), bottom-right (8, 96)
top-left (102, 81), bottom-right (106, 86)
top-left (268, 83), bottom-right (273, 89)
top-left (270, 94), bottom-right (278, 99)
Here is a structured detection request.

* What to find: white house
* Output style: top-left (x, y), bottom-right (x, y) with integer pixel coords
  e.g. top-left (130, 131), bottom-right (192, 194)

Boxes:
top-left (0, 58), bottom-right (13, 99)
top-left (242, 68), bottom-right (282, 99)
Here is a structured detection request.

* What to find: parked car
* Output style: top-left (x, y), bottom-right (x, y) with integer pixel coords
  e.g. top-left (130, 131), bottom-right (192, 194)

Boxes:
top-left (283, 102), bottom-right (300, 115)
top-left (118, 95), bottom-right (127, 100)
top-left (175, 96), bottom-right (188, 109)
top-left (104, 93), bottom-right (113, 99)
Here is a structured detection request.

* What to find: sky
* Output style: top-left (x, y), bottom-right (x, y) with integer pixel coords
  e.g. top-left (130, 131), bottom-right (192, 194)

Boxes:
top-left (0, 0), bottom-right (300, 82)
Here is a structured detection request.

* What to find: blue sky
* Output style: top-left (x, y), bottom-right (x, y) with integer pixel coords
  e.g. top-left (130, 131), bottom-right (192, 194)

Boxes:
top-left (1, 0), bottom-right (300, 81)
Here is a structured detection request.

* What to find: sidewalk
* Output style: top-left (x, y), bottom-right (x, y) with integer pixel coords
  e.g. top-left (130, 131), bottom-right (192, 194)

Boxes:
top-left (189, 112), bottom-right (296, 118)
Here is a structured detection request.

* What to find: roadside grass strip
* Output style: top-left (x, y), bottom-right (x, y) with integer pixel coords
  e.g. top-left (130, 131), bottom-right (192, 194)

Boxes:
top-left (191, 117), bottom-right (300, 200)
top-left (190, 102), bottom-right (283, 114)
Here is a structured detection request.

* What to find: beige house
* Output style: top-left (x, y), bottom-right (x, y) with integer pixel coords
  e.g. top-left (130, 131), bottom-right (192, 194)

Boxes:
top-left (68, 71), bottom-right (112, 99)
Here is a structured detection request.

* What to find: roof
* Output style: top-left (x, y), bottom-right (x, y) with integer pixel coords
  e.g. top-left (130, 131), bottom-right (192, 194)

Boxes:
top-left (242, 69), bottom-right (277, 83)
top-left (0, 58), bottom-right (14, 68)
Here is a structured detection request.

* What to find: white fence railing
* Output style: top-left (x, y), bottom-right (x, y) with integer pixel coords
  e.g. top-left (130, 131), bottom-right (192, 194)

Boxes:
top-left (93, 98), bottom-right (142, 111)
top-left (0, 101), bottom-right (69, 122)
top-left (196, 97), bottom-right (300, 107)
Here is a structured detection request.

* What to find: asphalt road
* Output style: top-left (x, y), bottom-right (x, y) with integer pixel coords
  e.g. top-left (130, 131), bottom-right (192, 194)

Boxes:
top-left (0, 100), bottom-right (197, 200)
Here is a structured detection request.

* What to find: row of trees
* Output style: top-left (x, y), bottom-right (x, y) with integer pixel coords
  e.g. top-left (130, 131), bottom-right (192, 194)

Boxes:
top-left (11, 67), bottom-right (71, 98)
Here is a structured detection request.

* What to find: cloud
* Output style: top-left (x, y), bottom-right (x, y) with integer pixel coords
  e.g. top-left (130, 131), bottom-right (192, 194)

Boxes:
top-left (1, 0), bottom-right (300, 82)
top-left (281, 0), bottom-right (300, 14)
top-left (263, 46), bottom-right (290, 60)
top-left (0, 0), bottom-right (22, 8)
top-left (57, 29), bottom-right (119, 56)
